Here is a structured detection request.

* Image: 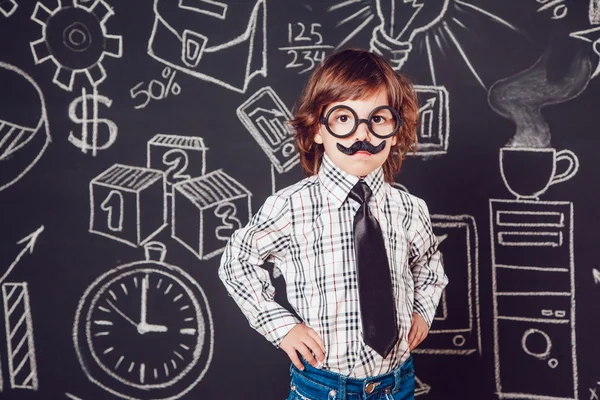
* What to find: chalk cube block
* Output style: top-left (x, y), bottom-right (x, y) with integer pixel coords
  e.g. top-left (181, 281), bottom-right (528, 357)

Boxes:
top-left (90, 164), bottom-right (166, 247)
top-left (147, 134), bottom-right (207, 189)
top-left (172, 169), bottom-right (251, 260)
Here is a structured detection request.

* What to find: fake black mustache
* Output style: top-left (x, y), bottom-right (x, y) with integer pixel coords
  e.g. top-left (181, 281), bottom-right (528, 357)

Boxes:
top-left (336, 140), bottom-right (386, 155)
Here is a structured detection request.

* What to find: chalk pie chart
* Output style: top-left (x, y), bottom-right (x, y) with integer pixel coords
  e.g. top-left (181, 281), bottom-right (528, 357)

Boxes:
top-left (0, 62), bottom-right (50, 192)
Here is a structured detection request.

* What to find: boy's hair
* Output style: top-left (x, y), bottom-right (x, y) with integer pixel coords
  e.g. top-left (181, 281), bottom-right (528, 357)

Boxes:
top-left (290, 48), bottom-right (419, 183)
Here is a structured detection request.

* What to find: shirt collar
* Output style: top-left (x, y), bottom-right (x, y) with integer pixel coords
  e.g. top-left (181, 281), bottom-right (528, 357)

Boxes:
top-left (317, 153), bottom-right (387, 209)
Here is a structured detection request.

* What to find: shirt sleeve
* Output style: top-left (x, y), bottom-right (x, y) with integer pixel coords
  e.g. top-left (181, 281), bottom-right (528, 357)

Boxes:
top-left (408, 197), bottom-right (449, 327)
top-left (218, 193), bottom-right (301, 347)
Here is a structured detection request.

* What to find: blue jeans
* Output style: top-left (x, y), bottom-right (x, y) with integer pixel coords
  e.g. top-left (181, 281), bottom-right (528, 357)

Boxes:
top-left (287, 356), bottom-right (415, 400)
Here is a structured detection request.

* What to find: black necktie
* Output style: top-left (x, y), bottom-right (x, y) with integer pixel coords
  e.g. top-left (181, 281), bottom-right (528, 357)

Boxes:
top-left (349, 180), bottom-right (398, 358)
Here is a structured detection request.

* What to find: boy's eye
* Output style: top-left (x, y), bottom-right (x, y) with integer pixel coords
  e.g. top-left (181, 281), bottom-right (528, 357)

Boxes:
top-left (336, 115), bottom-right (351, 123)
top-left (371, 116), bottom-right (384, 123)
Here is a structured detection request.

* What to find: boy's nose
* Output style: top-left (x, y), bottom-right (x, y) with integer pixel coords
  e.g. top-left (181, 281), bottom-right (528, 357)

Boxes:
top-left (353, 120), bottom-right (371, 141)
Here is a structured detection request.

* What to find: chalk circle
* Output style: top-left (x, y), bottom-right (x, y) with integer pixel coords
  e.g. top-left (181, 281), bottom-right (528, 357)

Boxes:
top-left (282, 142), bottom-right (295, 157)
top-left (548, 358), bottom-right (559, 368)
top-left (64, 22), bottom-right (92, 52)
top-left (44, 5), bottom-right (105, 69)
top-left (452, 334), bottom-right (466, 347)
top-left (521, 328), bottom-right (551, 360)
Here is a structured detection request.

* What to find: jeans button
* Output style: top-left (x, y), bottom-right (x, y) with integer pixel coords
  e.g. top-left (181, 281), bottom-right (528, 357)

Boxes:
top-left (365, 382), bottom-right (375, 394)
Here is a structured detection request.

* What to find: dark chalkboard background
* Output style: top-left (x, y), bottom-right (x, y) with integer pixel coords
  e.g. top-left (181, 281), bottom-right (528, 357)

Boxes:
top-left (1, 0), bottom-right (599, 399)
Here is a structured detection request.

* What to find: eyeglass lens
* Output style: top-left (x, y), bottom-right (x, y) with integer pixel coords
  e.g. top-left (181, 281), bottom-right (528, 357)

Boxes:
top-left (324, 106), bottom-right (399, 138)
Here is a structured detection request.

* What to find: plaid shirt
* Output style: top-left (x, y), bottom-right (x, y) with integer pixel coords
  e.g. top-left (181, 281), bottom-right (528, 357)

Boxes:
top-left (218, 154), bottom-right (448, 378)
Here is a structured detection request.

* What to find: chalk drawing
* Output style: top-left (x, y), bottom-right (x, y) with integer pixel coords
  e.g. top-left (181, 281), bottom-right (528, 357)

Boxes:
top-left (0, 62), bottom-right (51, 193)
top-left (570, 26), bottom-right (600, 79)
top-left (89, 164), bottom-right (167, 248)
top-left (172, 169), bottom-right (251, 260)
top-left (324, 0), bottom-right (520, 88)
top-left (147, 134), bottom-right (208, 192)
top-left (591, 0), bottom-right (600, 24)
top-left (0, 0), bottom-right (17, 17)
top-left (68, 86), bottom-right (118, 156)
top-left (593, 268), bottom-right (600, 284)
top-left (499, 148), bottom-right (579, 201)
top-left (369, 0), bottom-right (450, 72)
top-left (73, 242), bottom-right (214, 399)
top-left (0, 228), bottom-right (43, 392)
top-left (237, 86), bottom-right (299, 175)
top-left (0, 226), bottom-right (41, 391)
top-left (410, 85), bottom-right (449, 157)
top-left (412, 214), bottom-right (481, 356)
top-left (2, 282), bottom-right (38, 390)
top-left (489, 44), bottom-right (591, 148)
top-left (147, 0), bottom-right (266, 93)
top-left (30, 0), bottom-right (123, 91)
top-left (533, 0), bottom-right (568, 19)
top-left (490, 199), bottom-right (577, 399)
top-left (0, 226), bottom-right (44, 285)
top-left (130, 67), bottom-right (182, 110)
top-left (415, 375), bottom-right (431, 396)
top-left (325, 0), bottom-right (376, 51)
top-left (280, 22), bottom-right (333, 74)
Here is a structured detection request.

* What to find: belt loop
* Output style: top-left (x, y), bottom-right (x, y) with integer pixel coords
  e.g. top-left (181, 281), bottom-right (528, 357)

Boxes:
top-left (338, 374), bottom-right (347, 399)
top-left (393, 361), bottom-right (403, 392)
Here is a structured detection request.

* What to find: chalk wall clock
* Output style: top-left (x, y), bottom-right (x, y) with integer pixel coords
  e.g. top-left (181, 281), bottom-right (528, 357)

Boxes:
top-left (73, 242), bottom-right (213, 399)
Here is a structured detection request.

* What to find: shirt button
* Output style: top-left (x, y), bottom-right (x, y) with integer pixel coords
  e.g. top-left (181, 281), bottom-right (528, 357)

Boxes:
top-left (329, 389), bottom-right (337, 397)
top-left (291, 385), bottom-right (296, 391)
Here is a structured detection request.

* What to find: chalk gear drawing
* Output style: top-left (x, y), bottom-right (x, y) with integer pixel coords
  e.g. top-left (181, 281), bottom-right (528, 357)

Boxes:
top-left (30, 0), bottom-right (123, 91)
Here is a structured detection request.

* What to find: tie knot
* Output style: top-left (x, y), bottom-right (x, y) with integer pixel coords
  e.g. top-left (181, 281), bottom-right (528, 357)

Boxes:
top-left (349, 180), bottom-right (372, 205)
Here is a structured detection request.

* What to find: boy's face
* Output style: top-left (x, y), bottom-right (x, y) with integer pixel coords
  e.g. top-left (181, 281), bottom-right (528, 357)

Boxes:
top-left (314, 89), bottom-right (397, 177)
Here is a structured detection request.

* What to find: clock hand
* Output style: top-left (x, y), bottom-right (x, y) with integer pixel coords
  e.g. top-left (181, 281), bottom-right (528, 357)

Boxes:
top-left (106, 299), bottom-right (137, 328)
top-left (138, 322), bottom-right (168, 333)
top-left (137, 275), bottom-right (168, 334)
top-left (140, 274), bottom-right (148, 326)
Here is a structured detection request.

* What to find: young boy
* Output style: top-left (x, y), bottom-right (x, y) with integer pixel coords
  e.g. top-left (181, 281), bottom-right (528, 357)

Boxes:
top-left (218, 49), bottom-right (448, 399)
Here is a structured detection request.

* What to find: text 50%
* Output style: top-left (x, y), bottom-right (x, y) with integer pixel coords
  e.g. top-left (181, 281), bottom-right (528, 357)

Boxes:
top-left (535, 0), bottom-right (568, 19)
top-left (130, 67), bottom-right (181, 109)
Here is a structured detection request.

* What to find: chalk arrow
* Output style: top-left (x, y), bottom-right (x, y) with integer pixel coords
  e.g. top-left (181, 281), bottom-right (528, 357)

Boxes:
top-left (593, 268), bottom-right (600, 284)
top-left (570, 26), bottom-right (600, 78)
top-left (419, 97), bottom-right (437, 113)
top-left (0, 225), bottom-right (44, 283)
top-left (415, 375), bottom-right (431, 396)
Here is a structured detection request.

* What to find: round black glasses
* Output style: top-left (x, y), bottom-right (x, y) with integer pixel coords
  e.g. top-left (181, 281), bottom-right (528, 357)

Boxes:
top-left (319, 105), bottom-right (402, 139)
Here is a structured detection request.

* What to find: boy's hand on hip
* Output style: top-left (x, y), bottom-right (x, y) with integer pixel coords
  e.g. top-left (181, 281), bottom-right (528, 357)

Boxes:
top-left (279, 323), bottom-right (325, 371)
top-left (408, 312), bottom-right (429, 350)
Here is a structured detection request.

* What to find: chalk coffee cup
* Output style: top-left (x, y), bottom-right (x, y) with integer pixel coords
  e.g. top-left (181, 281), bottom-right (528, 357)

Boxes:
top-left (500, 147), bottom-right (579, 200)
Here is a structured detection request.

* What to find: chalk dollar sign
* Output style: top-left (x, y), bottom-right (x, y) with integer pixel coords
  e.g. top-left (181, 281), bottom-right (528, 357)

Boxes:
top-left (68, 87), bottom-right (118, 156)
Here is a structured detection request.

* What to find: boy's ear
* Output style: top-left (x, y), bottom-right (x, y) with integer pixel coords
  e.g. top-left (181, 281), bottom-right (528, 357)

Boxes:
top-left (391, 135), bottom-right (397, 146)
top-left (314, 126), bottom-right (324, 144)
